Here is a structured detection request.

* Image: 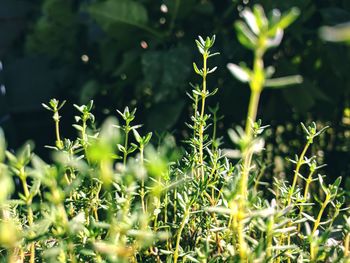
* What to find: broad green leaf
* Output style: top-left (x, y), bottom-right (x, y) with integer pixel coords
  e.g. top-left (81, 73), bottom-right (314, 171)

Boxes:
top-left (89, 0), bottom-right (160, 38)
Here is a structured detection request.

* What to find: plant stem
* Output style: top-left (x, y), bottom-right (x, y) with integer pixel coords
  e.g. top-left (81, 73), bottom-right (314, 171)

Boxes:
top-left (212, 108), bottom-right (218, 151)
top-left (241, 47), bottom-right (264, 197)
top-left (173, 208), bottom-right (189, 263)
top-left (19, 168), bottom-right (36, 263)
top-left (345, 233), bottom-right (350, 257)
top-left (54, 111), bottom-right (63, 149)
top-left (266, 216), bottom-right (274, 259)
top-left (237, 210), bottom-right (247, 260)
top-left (140, 147), bottom-right (146, 213)
top-left (123, 129), bottom-right (129, 165)
top-left (81, 118), bottom-right (90, 164)
top-left (198, 52), bottom-right (208, 181)
top-left (297, 169), bottom-right (315, 231)
top-left (309, 196), bottom-right (330, 261)
top-left (237, 47), bottom-right (264, 261)
top-left (288, 142), bottom-right (311, 206)
top-left (312, 196), bottom-right (330, 235)
top-left (245, 90), bottom-right (261, 138)
top-left (283, 141), bottom-right (311, 262)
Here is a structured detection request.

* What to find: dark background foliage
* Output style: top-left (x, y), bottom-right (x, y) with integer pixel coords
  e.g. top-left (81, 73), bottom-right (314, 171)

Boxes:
top-left (0, 0), bottom-right (349, 180)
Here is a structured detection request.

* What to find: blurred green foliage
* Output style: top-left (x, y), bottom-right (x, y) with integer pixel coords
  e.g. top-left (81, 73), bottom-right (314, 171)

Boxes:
top-left (0, 0), bottom-right (349, 178)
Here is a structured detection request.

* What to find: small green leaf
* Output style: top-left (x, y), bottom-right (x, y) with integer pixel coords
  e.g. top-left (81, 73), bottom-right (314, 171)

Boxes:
top-left (264, 75), bottom-right (303, 88)
top-left (320, 23), bottom-right (350, 43)
top-left (193, 62), bottom-right (202, 76)
top-left (198, 35), bottom-right (205, 46)
top-left (227, 63), bottom-right (251, 82)
top-left (207, 66), bottom-right (217, 74)
top-left (268, 7), bottom-right (300, 36)
top-left (253, 5), bottom-right (268, 31)
top-left (29, 179), bottom-right (41, 199)
top-left (72, 124), bottom-right (83, 132)
top-left (41, 103), bottom-right (52, 111)
top-left (332, 177), bottom-right (342, 188)
top-left (235, 21), bottom-right (257, 50)
top-left (133, 129), bottom-right (141, 143)
top-left (241, 8), bottom-right (260, 35)
top-left (57, 100), bottom-right (66, 110)
top-left (144, 132), bottom-right (152, 145)
top-left (128, 144), bottom-right (138, 154)
top-left (117, 144), bottom-right (126, 153)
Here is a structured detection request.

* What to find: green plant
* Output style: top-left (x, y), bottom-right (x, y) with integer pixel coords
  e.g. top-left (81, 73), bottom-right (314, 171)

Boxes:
top-left (0, 4), bottom-right (349, 263)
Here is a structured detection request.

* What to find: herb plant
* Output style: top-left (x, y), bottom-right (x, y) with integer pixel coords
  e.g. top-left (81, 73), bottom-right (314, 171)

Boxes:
top-left (0, 5), bottom-right (349, 263)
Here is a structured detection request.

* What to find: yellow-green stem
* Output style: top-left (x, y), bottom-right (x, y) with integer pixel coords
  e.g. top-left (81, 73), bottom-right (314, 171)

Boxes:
top-left (212, 109), bottom-right (217, 150)
top-left (266, 217), bottom-right (274, 259)
top-left (173, 208), bottom-right (189, 263)
top-left (288, 142), bottom-right (311, 206)
top-left (54, 111), bottom-right (63, 149)
top-left (237, 214), bottom-right (247, 260)
top-left (81, 119), bottom-right (89, 160)
top-left (123, 130), bottom-right (129, 165)
top-left (237, 49), bottom-right (264, 261)
top-left (198, 52), bottom-right (208, 181)
top-left (245, 90), bottom-right (261, 138)
top-left (283, 142), bottom-right (311, 262)
top-left (312, 197), bottom-right (330, 235)
top-left (309, 196), bottom-right (330, 261)
top-left (140, 147), bottom-right (146, 213)
top-left (297, 169), bottom-right (315, 231)
top-left (20, 169), bottom-right (35, 263)
top-left (345, 233), bottom-right (350, 257)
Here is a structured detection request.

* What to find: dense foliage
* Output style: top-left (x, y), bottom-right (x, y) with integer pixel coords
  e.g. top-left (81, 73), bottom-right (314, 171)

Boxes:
top-left (0, 5), bottom-right (349, 262)
top-left (0, 0), bottom-right (349, 180)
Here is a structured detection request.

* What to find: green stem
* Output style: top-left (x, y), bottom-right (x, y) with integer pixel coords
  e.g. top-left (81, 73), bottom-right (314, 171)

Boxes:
top-left (198, 53), bottom-right (208, 181)
top-left (245, 90), bottom-right (261, 138)
top-left (266, 216), bottom-right (274, 259)
top-left (283, 141), bottom-right (311, 262)
top-left (297, 169), bottom-right (315, 231)
top-left (140, 147), bottom-right (146, 213)
top-left (310, 196), bottom-right (330, 261)
top-left (93, 182), bottom-right (102, 221)
top-left (312, 196), bottom-right (330, 235)
top-left (288, 142), bottom-right (311, 206)
top-left (193, 95), bottom-right (199, 139)
top-left (173, 208), bottom-right (190, 263)
top-left (237, 47), bottom-right (264, 261)
top-left (20, 168), bottom-right (35, 263)
top-left (81, 118), bottom-right (91, 164)
top-left (345, 233), bottom-right (350, 257)
top-left (123, 130), bottom-right (129, 165)
top-left (54, 111), bottom-right (63, 149)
